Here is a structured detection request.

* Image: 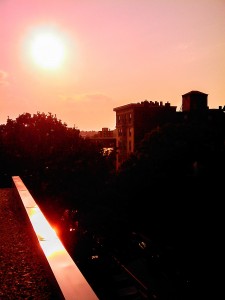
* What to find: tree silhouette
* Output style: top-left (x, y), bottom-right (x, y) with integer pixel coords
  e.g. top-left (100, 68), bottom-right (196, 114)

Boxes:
top-left (0, 112), bottom-right (113, 217)
top-left (112, 117), bottom-right (225, 248)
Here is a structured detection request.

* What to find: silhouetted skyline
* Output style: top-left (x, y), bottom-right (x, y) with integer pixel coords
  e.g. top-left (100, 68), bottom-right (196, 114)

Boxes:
top-left (0, 0), bottom-right (224, 131)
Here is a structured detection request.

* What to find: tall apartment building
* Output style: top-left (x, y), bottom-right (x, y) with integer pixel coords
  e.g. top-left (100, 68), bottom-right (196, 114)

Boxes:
top-left (113, 90), bottom-right (224, 170)
top-left (113, 100), bottom-right (177, 170)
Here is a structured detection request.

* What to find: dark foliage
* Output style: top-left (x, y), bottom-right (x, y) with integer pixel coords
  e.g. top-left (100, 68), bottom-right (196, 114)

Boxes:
top-left (1, 111), bottom-right (224, 299)
top-left (0, 112), bottom-right (113, 217)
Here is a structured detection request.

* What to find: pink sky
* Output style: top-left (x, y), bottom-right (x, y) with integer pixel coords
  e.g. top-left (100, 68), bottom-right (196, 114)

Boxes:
top-left (0, 0), bottom-right (225, 131)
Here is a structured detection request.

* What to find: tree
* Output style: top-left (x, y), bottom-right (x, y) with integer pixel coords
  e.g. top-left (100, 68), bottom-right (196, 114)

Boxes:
top-left (119, 119), bottom-right (225, 184)
top-left (0, 112), bottom-right (113, 214)
top-left (113, 118), bottom-right (225, 246)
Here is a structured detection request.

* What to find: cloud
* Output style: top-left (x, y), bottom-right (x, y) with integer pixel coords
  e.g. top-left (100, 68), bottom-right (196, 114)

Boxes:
top-left (0, 70), bottom-right (9, 86)
top-left (58, 93), bottom-right (113, 105)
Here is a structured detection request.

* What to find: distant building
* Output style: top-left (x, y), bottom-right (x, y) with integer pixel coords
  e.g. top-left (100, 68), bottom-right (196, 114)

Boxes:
top-left (182, 90), bottom-right (208, 112)
top-left (89, 127), bottom-right (116, 154)
top-left (113, 90), bottom-right (225, 170)
top-left (113, 100), bottom-right (177, 170)
top-left (79, 130), bottom-right (99, 138)
top-left (180, 90), bottom-right (225, 124)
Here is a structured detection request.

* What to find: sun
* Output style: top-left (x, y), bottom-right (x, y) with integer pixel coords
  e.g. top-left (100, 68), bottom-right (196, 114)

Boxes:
top-left (30, 32), bottom-right (65, 69)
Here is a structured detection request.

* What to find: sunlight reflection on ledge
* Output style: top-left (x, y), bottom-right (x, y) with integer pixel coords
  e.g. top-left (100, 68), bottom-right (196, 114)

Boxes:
top-left (27, 206), bottom-right (65, 257)
top-left (27, 207), bottom-right (58, 240)
top-left (12, 176), bottom-right (99, 300)
top-left (40, 239), bottom-right (66, 259)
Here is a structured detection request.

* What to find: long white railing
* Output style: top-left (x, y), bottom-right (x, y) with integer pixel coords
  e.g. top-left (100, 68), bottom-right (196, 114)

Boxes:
top-left (12, 176), bottom-right (99, 300)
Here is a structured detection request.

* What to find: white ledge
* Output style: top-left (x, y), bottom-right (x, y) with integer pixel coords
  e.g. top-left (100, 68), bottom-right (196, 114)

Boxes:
top-left (12, 176), bottom-right (99, 300)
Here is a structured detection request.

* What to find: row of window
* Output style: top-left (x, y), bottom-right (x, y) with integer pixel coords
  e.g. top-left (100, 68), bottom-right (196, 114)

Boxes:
top-left (118, 127), bottom-right (132, 136)
top-left (117, 113), bottom-right (132, 124)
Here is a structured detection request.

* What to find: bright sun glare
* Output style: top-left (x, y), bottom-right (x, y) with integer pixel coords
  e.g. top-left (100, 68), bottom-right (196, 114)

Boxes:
top-left (30, 32), bottom-right (65, 69)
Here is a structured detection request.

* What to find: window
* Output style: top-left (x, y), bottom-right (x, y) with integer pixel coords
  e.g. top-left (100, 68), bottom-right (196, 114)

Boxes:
top-left (129, 113), bottom-right (132, 122)
top-left (129, 128), bottom-right (132, 136)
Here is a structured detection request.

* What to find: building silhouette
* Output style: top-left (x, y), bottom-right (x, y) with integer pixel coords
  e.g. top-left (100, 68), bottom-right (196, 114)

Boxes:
top-left (89, 127), bottom-right (116, 148)
top-left (113, 90), bottom-right (225, 170)
top-left (182, 90), bottom-right (208, 112)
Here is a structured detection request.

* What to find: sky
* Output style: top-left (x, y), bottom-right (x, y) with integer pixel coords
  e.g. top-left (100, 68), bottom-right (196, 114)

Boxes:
top-left (0, 0), bottom-right (225, 131)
